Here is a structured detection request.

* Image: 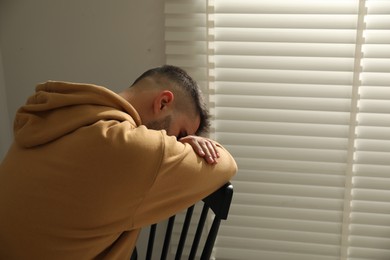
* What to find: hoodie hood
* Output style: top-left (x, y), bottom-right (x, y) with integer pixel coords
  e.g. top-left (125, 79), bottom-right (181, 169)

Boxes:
top-left (14, 81), bottom-right (142, 148)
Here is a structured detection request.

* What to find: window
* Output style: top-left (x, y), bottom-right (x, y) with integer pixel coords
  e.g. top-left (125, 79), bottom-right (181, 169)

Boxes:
top-left (165, 0), bottom-right (390, 259)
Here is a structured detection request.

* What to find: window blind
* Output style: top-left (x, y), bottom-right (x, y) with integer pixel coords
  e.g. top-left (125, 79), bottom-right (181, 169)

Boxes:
top-left (164, 0), bottom-right (390, 259)
top-left (348, 1), bottom-right (390, 259)
top-left (164, 0), bottom-right (210, 102)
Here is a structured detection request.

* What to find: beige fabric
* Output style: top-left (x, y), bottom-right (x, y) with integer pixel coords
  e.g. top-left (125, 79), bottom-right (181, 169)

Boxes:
top-left (0, 81), bottom-right (237, 259)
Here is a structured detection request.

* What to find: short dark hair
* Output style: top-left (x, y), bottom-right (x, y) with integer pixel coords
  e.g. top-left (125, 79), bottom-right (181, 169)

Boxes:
top-left (131, 65), bottom-right (210, 136)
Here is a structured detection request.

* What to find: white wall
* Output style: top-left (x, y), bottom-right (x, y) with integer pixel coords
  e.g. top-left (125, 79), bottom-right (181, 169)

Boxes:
top-left (0, 46), bottom-right (12, 160)
top-left (0, 0), bottom-right (165, 160)
top-left (0, 1), bottom-right (165, 256)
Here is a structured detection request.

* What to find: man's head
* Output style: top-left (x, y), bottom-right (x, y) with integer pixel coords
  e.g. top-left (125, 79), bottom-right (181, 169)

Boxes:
top-left (119, 65), bottom-right (210, 138)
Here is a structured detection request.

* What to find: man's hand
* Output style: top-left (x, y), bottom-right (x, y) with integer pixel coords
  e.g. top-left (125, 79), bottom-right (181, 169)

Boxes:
top-left (179, 135), bottom-right (220, 164)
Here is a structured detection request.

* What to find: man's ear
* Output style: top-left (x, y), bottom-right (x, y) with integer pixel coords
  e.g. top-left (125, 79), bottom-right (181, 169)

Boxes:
top-left (153, 90), bottom-right (174, 114)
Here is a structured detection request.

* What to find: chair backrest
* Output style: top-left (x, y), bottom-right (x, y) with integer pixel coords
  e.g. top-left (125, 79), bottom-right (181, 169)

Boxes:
top-left (133, 182), bottom-right (233, 260)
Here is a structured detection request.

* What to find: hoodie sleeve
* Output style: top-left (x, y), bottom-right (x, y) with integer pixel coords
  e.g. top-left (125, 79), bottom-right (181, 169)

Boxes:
top-left (133, 131), bottom-right (237, 228)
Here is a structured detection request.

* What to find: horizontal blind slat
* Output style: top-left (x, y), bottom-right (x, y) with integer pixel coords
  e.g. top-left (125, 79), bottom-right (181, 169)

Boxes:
top-left (215, 42), bottom-right (356, 57)
top-left (217, 133), bottom-right (348, 150)
top-left (215, 95), bottom-right (352, 111)
top-left (214, 0), bottom-right (358, 14)
top-left (215, 68), bottom-right (353, 85)
top-left (215, 55), bottom-right (355, 71)
top-left (234, 170), bottom-right (346, 187)
top-left (216, 236), bottom-right (341, 257)
top-left (215, 248), bottom-right (340, 260)
top-left (233, 193), bottom-right (343, 211)
top-left (234, 157), bottom-right (347, 173)
top-left (232, 182), bottom-right (344, 199)
top-left (218, 225), bottom-right (341, 245)
top-left (215, 28), bottom-right (357, 43)
top-left (215, 82), bottom-right (353, 98)
top-left (215, 120), bottom-right (349, 137)
top-left (215, 108), bottom-right (351, 125)
top-left (215, 14), bottom-right (357, 29)
top-left (226, 145), bottom-right (347, 163)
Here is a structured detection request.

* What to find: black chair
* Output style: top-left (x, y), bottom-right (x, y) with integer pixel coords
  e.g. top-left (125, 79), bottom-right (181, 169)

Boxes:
top-left (132, 182), bottom-right (233, 260)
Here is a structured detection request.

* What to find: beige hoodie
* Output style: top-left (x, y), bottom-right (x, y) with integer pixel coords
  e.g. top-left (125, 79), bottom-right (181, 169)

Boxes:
top-left (0, 81), bottom-right (237, 259)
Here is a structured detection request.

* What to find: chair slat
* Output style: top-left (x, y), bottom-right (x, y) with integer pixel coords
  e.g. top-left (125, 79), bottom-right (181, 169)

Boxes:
top-left (188, 204), bottom-right (209, 260)
top-left (175, 205), bottom-right (194, 260)
top-left (145, 224), bottom-right (156, 260)
top-left (201, 217), bottom-right (222, 260)
top-left (160, 215), bottom-right (175, 260)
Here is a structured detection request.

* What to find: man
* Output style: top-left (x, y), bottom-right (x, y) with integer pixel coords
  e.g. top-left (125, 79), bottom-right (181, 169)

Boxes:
top-left (0, 65), bottom-right (237, 259)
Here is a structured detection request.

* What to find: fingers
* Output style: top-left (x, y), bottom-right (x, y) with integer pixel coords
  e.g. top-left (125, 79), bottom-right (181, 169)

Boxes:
top-left (208, 140), bottom-right (220, 159)
top-left (200, 140), bottom-right (215, 164)
top-left (202, 140), bottom-right (219, 164)
top-left (179, 136), bottom-right (219, 164)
